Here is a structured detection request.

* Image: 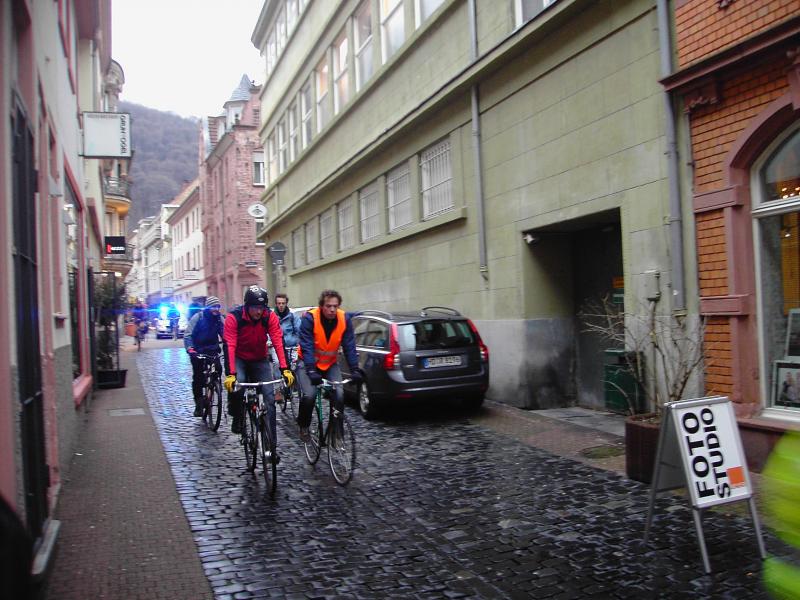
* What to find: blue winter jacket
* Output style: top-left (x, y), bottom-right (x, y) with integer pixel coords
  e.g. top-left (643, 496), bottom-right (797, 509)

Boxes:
top-left (276, 308), bottom-right (302, 348)
top-left (184, 309), bottom-right (224, 354)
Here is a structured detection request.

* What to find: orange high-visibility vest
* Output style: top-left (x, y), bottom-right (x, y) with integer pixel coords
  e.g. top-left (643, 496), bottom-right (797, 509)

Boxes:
top-left (299, 308), bottom-right (346, 370)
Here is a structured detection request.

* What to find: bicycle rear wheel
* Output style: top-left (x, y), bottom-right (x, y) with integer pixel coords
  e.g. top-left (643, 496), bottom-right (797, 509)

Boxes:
top-left (304, 405), bottom-right (323, 465)
top-left (259, 416), bottom-right (277, 496)
top-left (206, 378), bottom-right (223, 432)
top-left (328, 413), bottom-right (356, 485)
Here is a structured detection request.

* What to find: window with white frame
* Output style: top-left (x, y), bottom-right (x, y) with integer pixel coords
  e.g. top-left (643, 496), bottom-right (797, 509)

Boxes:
top-left (267, 29), bottom-right (277, 74)
top-left (320, 207), bottom-right (335, 258)
top-left (316, 56), bottom-right (330, 132)
top-left (267, 133), bottom-right (277, 185)
top-left (354, 0), bottom-right (374, 91)
top-left (292, 227), bottom-right (305, 268)
top-left (276, 6), bottom-right (287, 52)
top-left (420, 138), bottom-right (453, 218)
top-left (305, 216), bottom-right (319, 263)
top-left (277, 118), bottom-right (288, 174)
top-left (253, 150), bottom-right (265, 185)
top-left (415, 0), bottom-right (444, 26)
top-left (333, 29), bottom-right (349, 114)
top-left (387, 162), bottom-right (412, 231)
top-left (287, 0), bottom-right (299, 32)
top-left (288, 102), bottom-right (299, 162)
top-left (515, 0), bottom-right (557, 25)
top-left (300, 83), bottom-right (313, 148)
top-left (381, 0), bottom-right (405, 62)
top-left (359, 181), bottom-right (380, 242)
top-left (753, 127), bottom-right (800, 413)
top-left (338, 197), bottom-right (355, 250)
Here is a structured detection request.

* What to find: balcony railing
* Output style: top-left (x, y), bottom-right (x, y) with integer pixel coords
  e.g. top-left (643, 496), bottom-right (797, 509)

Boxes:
top-left (104, 177), bottom-right (131, 198)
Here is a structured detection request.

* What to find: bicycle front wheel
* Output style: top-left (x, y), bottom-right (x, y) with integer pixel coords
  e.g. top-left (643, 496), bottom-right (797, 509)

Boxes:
top-left (304, 407), bottom-right (323, 465)
top-left (328, 414), bottom-right (356, 485)
top-left (206, 378), bottom-right (223, 432)
top-left (242, 406), bottom-right (257, 472)
top-left (259, 416), bottom-right (277, 496)
top-left (289, 386), bottom-right (300, 421)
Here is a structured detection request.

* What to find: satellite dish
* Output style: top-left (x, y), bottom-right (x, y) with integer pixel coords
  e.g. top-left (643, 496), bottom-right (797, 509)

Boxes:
top-left (247, 203), bottom-right (267, 218)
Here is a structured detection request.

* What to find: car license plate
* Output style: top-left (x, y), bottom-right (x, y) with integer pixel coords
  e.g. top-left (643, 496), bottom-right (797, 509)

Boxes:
top-left (424, 355), bottom-right (461, 368)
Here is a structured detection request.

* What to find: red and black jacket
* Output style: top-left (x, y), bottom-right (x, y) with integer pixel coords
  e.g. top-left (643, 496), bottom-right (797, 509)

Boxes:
top-left (223, 306), bottom-right (287, 375)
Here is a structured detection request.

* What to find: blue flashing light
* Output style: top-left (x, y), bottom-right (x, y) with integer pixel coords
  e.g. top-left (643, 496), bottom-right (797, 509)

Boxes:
top-left (159, 304), bottom-right (168, 318)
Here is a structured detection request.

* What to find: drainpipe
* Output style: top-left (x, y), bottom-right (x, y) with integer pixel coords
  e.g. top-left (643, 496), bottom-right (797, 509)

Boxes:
top-left (656, 0), bottom-right (685, 310)
top-left (468, 0), bottom-right (489, 282)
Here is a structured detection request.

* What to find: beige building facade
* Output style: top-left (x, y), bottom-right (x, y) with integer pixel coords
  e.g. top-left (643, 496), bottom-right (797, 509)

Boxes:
top-left (254, 0), bottom-right (699, 409)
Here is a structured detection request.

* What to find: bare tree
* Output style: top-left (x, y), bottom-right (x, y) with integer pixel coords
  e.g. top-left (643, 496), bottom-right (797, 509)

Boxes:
top-left (579, 296), bottom-right (707, 416)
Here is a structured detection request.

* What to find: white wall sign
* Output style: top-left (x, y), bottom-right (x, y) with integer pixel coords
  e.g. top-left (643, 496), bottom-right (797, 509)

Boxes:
top-left (83, 112), bottom-right (132, 158)
top-left (247, 203), bottom-right (267, 218)
top-left (183, 270), bottom-right (200, 281)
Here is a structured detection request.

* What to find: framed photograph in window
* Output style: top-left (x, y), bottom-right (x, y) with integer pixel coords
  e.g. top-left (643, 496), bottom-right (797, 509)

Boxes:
top-left (773, 360), bottom-right (800, 408)
top-left (785, 309), bottom-right (800, 359)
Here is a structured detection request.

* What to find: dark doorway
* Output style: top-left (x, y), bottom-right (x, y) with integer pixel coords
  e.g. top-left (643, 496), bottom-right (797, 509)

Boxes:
top-left (12, 101), bottom-right (49, 540)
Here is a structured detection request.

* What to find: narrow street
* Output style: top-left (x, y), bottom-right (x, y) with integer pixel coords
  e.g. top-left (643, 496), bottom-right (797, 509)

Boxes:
top-left (133, 343), bottom-right (776, 599)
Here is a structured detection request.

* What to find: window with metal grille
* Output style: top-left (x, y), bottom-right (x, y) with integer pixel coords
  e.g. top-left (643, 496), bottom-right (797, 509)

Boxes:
top-left (354, 0), bottom-right (373, 91)
top-left (306, 216), bottom-right (319, 263)
top-left (334, 29), bottom-right (349, 114)
top-left (359, 181), bottom-right (380, 242)
top-left (420, 138), bottom-right (453, 218)
top-left (320, 207), bottom-right (335, 258)
top-left (338, 197), bottom-right (355, 250)
top-left (300, 83), bottom-right (313, 148)
top-left (292, 227), bottom-right (305, 268)
top-left (387, 162), bottom-right (412, 230)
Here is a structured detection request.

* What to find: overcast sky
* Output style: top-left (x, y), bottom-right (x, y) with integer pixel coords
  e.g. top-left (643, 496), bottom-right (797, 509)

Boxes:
top-left (112, 0), bottom-right (265, 119)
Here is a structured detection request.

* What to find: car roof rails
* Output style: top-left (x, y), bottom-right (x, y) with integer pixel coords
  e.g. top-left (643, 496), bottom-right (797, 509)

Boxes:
top-left (356, 309), bottom-right (394, 319)
top-left (420, 306), bottom-right (462, 317)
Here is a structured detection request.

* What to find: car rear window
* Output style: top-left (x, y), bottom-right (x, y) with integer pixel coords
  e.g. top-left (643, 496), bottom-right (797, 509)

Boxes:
top-left (397, 320), bottom-right (476, 351)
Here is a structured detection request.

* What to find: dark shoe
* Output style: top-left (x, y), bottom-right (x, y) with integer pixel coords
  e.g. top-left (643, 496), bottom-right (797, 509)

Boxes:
top-left (193, 406), bottom-right (203, 417)
top-left (231, 416), bottom-right (243, 434)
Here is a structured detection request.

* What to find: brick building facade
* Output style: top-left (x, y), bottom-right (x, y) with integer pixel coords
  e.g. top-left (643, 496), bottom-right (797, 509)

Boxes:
top-left (665, 0), bottom-right (800, 466)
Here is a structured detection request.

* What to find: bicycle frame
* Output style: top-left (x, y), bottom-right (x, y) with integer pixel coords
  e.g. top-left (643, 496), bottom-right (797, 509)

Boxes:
top-left (307, 378), bottom-right (355, 485)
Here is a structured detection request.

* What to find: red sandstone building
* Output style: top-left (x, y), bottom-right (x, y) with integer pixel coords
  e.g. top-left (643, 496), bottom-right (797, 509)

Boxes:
top-left (665, 0), bottom-right (800, 464)
top-left (200, 75), bottom-right (267, 307)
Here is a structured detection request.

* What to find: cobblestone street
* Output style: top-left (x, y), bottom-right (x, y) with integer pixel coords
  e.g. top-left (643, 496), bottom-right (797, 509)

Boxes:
top-left (140, 347), bottom-right (777, 599)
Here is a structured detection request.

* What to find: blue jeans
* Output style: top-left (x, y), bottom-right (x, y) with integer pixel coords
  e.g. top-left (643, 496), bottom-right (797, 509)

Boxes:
top-left (235, 357), bottom-right (277, 447)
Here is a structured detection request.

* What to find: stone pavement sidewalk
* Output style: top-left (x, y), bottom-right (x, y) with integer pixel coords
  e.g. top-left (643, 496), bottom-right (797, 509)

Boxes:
top-left (43, 344), bottom-right (212, 600)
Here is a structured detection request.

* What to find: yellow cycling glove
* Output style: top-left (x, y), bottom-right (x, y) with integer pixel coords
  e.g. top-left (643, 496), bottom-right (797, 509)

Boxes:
top-left (224, 374), bottom-right (237, 393)
top-left (282, 369), bottom-right (295, 387)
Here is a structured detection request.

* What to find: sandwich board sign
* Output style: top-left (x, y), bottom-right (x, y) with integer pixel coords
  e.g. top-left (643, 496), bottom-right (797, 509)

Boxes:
top-left (643, 396), bottom-right (766, 573)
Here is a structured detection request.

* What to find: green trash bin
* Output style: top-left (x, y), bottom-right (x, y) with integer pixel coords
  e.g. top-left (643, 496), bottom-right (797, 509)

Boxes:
top-left (603, 349), bottom-right (644, 414)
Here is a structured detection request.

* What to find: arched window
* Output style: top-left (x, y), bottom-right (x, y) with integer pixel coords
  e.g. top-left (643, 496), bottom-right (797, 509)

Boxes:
top-left (753, 126), bottom-right (800, 415)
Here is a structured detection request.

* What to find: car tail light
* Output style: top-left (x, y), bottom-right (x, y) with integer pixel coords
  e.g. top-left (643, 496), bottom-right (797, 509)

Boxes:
top-left (383, 323), bottom-right (400, 370)
top-left (467, 319), bottom-right (489, 363)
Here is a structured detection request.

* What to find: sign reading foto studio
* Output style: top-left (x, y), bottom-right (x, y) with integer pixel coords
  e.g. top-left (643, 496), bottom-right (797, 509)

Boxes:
top-left (104, 236), bottom-right (126, 255)
top-left (83, 112), bottom-right (131, 158)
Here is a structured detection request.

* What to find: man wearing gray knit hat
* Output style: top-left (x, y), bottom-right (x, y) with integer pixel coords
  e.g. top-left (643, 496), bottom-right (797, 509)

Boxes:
top-left (184, 296), bottom-right (225, 416)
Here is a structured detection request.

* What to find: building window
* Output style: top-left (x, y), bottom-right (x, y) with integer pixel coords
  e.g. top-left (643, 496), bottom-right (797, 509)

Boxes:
top-left (316, 56), bottom-right (330, 132)
top-left (292, 227), bottom-right (305, 268)
top-left (305, 216), bottom-right (319, 263)
top-left (277, 118), bottom-right (288, 174)
top-left (359, 181), bottom-right (380, 242)
top-left (300, 83), bottom-right (313, 148)
top-left (253, 150), bottom-right (265, 185)
top-left (267, 29), bottom-right (277, 74)
top-left (354, 1), bottom-right (373, 91)
top-left (288, 102), bottom-right (299, 162)
top-left (387, 162), bottom-right (412, 231)
top-left (381, 0), bottom-right (405, 62)
top-left (338, 197), bottom-right (355, 250)
top-left (420, 138), bottom-right (453, 218)
top-left (320, 207), bottom-right (335, 258)
top-left (333, 29), bottom-right (349, 114)
top-left (415, 0), bottom-right (444, 26)
top-left (267, 133), bottom-right (277, 185)
top-left (754, 127), bottom-right (800, 413)
top-left (287, 0), bottom-right (299, 32)
top-left (515, 0), bottom-right (557, 26)
top-left (276, 6), bottom-right (287, 52)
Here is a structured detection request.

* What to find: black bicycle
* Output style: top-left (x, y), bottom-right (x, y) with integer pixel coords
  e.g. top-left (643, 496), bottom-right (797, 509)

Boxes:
top-left (194, 353), bottom-right (223, 432)
top-left (302, 378), bottom-right (356, 485)
top-left (236, 379), bottom-right (283, 496)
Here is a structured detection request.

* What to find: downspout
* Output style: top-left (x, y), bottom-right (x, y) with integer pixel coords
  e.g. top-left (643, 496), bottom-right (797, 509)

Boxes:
top-left (468, 0), bottom-right (489, 282)
top-left (656, 0), bottom-right (685, 310)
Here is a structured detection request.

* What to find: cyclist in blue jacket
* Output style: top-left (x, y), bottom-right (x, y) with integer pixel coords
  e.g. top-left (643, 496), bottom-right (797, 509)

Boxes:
top-left (274, 293), bottom-right (302, 366)
top-left (184, 296), bottom-right (224, 416)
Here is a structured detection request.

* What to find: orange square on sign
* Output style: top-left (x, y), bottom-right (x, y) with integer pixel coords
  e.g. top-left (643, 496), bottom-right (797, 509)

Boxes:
top-left (727, 466), bottom-right (745, 488)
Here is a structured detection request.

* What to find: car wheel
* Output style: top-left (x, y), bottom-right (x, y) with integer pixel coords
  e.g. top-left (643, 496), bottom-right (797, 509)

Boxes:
top-left (358, 381), bottom-right (379, 420)
top-left (463, 395), bottom-right (485, 410)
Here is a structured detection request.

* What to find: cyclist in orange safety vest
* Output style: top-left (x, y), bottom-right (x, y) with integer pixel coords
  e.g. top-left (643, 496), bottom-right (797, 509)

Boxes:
top-left (296, 289), bottom-right (362, 442)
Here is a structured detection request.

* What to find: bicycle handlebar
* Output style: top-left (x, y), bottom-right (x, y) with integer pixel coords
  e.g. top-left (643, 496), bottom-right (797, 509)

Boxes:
top-left (321, 378), bottom-right (352, 386)
top-left (236, 379), bottom-right (283, 389)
